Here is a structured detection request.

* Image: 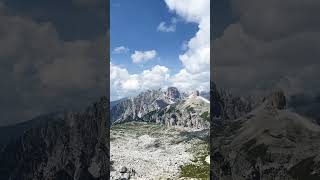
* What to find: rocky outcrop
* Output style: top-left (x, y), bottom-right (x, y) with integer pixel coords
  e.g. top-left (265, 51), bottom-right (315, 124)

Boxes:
top-left (110, 89), bottom-right (164, 124)
top-left (110, 122), bottom-right (209, 179)
top-left (111, 87), bottom-right (210, 130)
top-left (0, 97), bottom-right (109, 180)
top-left (111, 166), bottom-right (136, 180)
top-left (211, 90), bottom-right (320, 180)
top-left (266, 90), bottom-right (287, 110)
top-left (192, 90), bottom-right (200, 96)
top-left (212, 88), bottom-right (253, 121)
top-left (165, 87), bottom-right (181, 103)
top-left (157, 94), bottom-right (210, 129)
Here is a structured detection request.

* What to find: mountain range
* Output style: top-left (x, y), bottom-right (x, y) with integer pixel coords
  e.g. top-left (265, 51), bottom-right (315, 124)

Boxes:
top-left (0, 83), bottom-right (319, 179)
top-left (110, 87), bottom-right (210, 130)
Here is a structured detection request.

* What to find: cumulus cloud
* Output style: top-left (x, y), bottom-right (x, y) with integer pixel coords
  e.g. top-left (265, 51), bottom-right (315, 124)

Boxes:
top-left (213, 0), bottom-right (320, 97)
top-left (110, 63), bottom-right (170, 100)
top-left (0, 3), bottom-right (106, 126)
top-left (170, 69), bottom-right (210, 93)
top-left (164, 0), bottom-right (210, 91)
top-left (141, 65), bottom-right (171, 89)
top-left (131, 50), bottom-right (157, 64)
top-left (111, 0), bottom-right (210, 99)
top-left (231, 0), bottom-right (320, 41)
top-left (157, 18), bottom-right (177, 32)
top-left (164, 0), bottom-right (209, 23)
top-left (113, 46), bottom-right (129, 54)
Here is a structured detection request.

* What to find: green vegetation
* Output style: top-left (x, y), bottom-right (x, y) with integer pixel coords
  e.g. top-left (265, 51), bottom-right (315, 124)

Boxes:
top-left (186, 106), bottom-right (195, 113)
top-left (180, 156), bottom-right (209, 179)
top-left (180, 143), bottom-right (210, 179)
top-left (200, 111), bottom-right (209, 121)
top-left (180, 161), bottom-right (209, 179)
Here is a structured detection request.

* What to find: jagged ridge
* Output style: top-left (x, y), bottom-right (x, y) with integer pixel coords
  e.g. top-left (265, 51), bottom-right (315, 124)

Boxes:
top-left (0, 97), bottom-right (109, 180)
top-left (111, 87), bottom-right (210, 130)
top-left (211, 90), bottom-right (320, 180)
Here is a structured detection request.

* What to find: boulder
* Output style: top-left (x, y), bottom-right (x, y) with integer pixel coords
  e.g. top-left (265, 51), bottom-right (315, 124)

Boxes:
top-left (120, 166), bottom-right (127, 173)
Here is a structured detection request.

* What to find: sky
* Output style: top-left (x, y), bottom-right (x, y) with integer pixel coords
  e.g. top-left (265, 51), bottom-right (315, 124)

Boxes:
top-left (213, 0), bottom-right (320, 98)
top-left (110, 0), bottom-right (210, 101)
top-left (0, 0), bottom-right (107, 126)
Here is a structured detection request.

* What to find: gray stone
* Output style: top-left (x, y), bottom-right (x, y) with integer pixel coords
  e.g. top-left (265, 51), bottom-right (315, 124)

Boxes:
top-left (120, 166), bottom-right (127, 173)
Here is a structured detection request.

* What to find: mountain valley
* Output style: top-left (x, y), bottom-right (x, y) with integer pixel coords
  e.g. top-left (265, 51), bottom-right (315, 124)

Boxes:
top-left (110, 87), bottom-right (210, 179)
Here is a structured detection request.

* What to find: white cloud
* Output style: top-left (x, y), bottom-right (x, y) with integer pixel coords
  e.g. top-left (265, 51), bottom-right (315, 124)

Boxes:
top-left (131, 50), bottom-right (157, 63)
top-left (111, 1), bottom-right (210, 100)
top-left (213, 23), bottom-right (320, 96)
top-left (164, 0), bottom-right (209, 23)
top-left (0, 2), bottom-right (107, 125)
top-left (157, 18), bottom-right (177, 32)
top-left (141, 65), bottom-right (170, 89)
top-left (157, 22), bottom-right (175, 32)
top-left (164, 0), bottom-right (210, 91)
top-left (122, 75), bottom-right (140, 91)
top-left (113, 46), bottom-right (129, 54)
top-left (170, 69), bottom-right (210, 93)
top-left (110, 63), bottom-right (170, 100)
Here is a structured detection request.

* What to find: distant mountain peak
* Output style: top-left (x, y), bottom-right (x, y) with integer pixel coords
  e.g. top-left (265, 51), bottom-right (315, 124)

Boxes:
top-left (164, 87), bottom-right (181, 103)
top-left (266, 90), bottom-right (287, 110)
top-left (192, 90), bottom-right (200, 96)
top-left (110, 87), bottom-right (210, 129)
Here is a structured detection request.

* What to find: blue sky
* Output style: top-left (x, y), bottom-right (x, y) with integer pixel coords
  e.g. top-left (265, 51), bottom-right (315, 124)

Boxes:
top-left (111, 0), bottom-right (197, 74)
top-left (110, 0), bottom-right (210, 101)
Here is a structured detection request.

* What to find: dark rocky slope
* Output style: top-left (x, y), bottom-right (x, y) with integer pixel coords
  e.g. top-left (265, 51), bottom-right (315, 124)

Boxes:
top-left (211, 90), bottom-right (320, 180)
top-left (0, 97), bottom-right (109, 180)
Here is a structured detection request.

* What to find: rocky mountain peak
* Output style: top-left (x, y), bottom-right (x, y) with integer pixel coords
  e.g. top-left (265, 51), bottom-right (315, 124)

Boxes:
top-left (267, 90), bottom-right (287, 110)
top-left (192, 90), bottom-right (200, 96)
top-left (110, 87), bottom-right (210, 129)
top-left (165, 87), bottom-right (181, 103)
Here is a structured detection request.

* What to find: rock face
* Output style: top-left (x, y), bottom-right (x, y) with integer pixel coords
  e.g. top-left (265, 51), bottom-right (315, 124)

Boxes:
top-left (159, 94), bottom-right (210, 129)
top-left (110, 87), bottom-right (210, 130)
top-left (211, 87), bottom-right (253, 121)
top-left (211, 89), bottom-right (320, 180)
top-left (267, 90), bottom-right (287, 110)
top-left (0, 97), bottom-right (109, 180)
top-left (192, 90), bottom-right (200, 96)
top-left (165, 87), bottom-right (181, 103)
top-left (110, 89), bottom-right (164, 124)
top-left (111, 166), bottom-right (136, 180)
